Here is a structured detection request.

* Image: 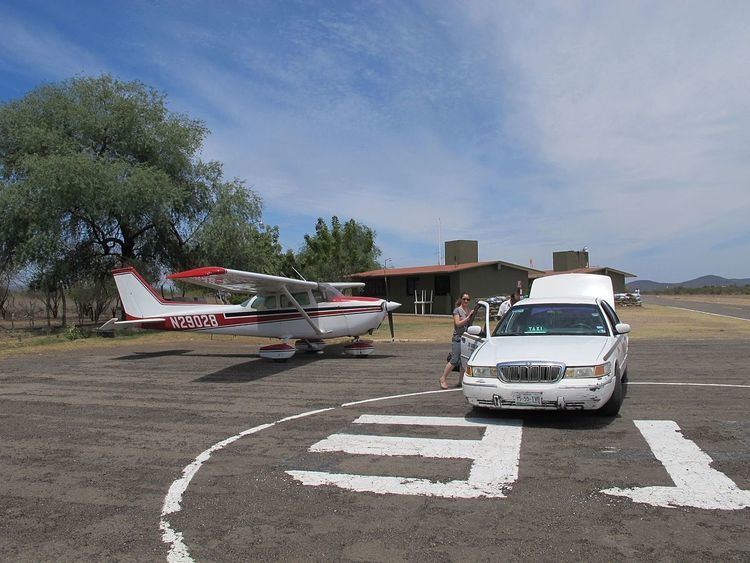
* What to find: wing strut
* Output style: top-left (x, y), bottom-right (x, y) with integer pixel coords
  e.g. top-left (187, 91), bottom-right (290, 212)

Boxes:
top-left (281, 286), bottom-right (328, 336)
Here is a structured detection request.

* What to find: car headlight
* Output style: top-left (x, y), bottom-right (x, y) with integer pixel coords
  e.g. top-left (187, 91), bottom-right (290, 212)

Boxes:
top-left (466, 365), bottom-right (495, 378)
top-left (565, 362), bottom-right (611, 378)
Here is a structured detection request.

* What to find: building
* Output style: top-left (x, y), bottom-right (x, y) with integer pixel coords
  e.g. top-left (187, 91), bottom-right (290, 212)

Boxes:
top-left (350, 241), bottom-right (544, 315)
top-left (350, 244), bottom-right (637, 315)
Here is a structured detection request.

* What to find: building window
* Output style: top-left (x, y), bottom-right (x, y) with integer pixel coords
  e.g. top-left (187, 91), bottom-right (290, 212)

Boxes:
top-left (435, 275), bottom-right (450, 296)
top-left (364, 279), bottom-right (386, 297)
top-left (406, 276), bottom-right (419, 296)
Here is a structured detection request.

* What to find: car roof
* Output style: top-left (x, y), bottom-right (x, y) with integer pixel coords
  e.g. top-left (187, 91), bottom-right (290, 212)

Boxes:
top-left (529, 273), bottom-right (615, 308)
top-left (514, 297), bottom-right (601, 306)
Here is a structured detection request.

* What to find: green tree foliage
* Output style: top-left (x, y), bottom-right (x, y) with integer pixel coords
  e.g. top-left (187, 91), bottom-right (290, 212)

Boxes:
top-left (647, 285), bottom-right (750, 295)
top-left (0, 75), bottom-right (279, 297)
top-left (189, 182), bottom-right (284, 274)
top-left (297, 216), bottom-right (381, 281)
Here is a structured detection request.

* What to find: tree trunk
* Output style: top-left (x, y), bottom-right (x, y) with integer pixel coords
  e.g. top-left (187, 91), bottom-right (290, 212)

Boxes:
top-left (61, 288), bottom-right (67, 327)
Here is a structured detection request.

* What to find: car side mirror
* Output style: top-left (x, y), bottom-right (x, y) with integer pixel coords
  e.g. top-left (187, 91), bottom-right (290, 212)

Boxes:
top-left (467, 325), bottom-right (482, 336)
top-left (615, 323), bottom-right (631, 334)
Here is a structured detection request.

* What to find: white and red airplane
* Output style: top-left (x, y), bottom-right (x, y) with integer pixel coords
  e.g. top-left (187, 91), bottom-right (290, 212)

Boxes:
top-left (100, 266), bottom-right (400, 359)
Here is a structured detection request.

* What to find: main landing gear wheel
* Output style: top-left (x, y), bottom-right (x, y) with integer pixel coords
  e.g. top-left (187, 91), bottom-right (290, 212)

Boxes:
top-left (344, 339), bottom-right (375, 357)
top-left (259, 343), bottom-right (296, 361)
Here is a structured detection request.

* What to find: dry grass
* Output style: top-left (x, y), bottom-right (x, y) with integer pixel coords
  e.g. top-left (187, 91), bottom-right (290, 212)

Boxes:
top-left (615, 304), bottom-right (750, 340)
top-left (371, 314), bottom-right (454, 341)
top-left (0, 328), bottom-right (272, 360)
top-left (376, 306), bottom-right (750, 342)
top-left (1, 304), bottom-right (748, 360)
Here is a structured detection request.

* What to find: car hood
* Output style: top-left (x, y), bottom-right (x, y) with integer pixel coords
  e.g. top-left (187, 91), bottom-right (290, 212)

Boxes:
top-left (473, 336), bottom-right (610, 367)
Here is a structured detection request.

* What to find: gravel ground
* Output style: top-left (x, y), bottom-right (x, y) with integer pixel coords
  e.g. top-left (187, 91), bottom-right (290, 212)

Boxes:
top-left (1, 337), bottom-right (748, 561)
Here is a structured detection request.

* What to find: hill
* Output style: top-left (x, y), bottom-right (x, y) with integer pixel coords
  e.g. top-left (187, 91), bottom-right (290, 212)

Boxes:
top-left (627, 275), bottom-right (750, 292)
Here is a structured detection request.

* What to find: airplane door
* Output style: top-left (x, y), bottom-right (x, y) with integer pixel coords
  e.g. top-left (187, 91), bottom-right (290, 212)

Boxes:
top-left (460, 301), bottom-right (490, 365)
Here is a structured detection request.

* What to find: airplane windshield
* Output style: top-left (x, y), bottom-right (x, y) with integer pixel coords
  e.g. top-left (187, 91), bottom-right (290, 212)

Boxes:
top-left (319, 284), bottom-right (344, 301)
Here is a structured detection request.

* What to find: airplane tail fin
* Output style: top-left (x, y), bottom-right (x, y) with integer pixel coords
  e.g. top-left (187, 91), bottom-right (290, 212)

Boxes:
top-left (112, 267), bottom-right (191, 319)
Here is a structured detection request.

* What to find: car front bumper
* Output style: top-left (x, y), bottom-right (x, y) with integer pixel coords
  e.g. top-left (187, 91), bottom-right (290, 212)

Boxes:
top-left (462, 373), bottom-right (616, 410)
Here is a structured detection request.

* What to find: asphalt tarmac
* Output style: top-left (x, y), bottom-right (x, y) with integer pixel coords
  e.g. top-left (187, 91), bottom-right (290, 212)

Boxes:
top-left (642, 295), bottom-right (750, 320)
top-left (1, 337), bottom-right (748, 561)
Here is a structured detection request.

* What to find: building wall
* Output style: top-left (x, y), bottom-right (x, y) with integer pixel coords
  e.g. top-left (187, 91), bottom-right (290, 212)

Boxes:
top-left (445, 240), bottom-right (478, 265)
top-left (604, 271), bottom-right (627, 293)
top-left (362, 264), bottom-right (533, 315)
top-left (458, 265), bottom-right (530, 303)
top-left (553, 250), bottom-right (589, 271)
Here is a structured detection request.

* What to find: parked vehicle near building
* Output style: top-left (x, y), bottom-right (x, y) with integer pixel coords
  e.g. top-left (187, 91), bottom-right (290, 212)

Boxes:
top-left (615, 291), bottom-right (642, 307)
top-left (461, 274), bottom-right (630, 415)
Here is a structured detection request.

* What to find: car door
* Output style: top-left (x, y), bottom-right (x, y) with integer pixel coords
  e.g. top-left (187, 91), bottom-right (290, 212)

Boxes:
top-left (601, 299), bottom-right (628, 372)
top-left (461, 300), bottom-right (490, 365)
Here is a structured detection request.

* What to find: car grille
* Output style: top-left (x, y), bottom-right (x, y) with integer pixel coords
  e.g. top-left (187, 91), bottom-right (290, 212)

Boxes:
top-left (497, 362), bottom-right (565, 383)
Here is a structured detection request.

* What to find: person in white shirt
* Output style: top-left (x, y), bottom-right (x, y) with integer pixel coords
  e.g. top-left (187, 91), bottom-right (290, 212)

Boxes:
top-left (497, 288), bottom-right (522, 321)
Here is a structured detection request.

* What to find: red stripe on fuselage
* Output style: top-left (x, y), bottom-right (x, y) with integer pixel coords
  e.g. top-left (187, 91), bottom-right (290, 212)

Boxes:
top-left (156, 306), bottom-right (383, 331)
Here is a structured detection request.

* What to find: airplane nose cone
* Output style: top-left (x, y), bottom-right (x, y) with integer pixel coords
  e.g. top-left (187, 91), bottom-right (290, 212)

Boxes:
top-left (386, 300), bottom-right (401, 312)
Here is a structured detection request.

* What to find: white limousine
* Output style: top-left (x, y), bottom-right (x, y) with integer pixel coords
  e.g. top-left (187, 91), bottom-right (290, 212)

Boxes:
top-left (461, 274), bottom-right (630, 415)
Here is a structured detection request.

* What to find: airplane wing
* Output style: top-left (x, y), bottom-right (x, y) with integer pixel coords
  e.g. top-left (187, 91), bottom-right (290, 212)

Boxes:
top-left (167, 267), bottom-right (319, 294)
top-left (327, 282), bottom-right (365, 290)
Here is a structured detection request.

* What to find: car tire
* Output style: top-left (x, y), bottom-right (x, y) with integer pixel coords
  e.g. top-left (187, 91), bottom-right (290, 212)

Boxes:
top-left (621, 367), bottom-right (629, 383)
top-left (597, 367), bottom-right (623, 417)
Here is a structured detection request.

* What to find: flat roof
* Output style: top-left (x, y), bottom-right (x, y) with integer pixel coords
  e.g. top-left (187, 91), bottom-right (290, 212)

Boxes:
top-left (350, 260), bottom-right (546, 279)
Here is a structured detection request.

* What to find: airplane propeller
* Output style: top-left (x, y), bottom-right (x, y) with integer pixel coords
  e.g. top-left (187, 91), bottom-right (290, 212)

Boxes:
top-left (385, 300), bottom-right (400, 342)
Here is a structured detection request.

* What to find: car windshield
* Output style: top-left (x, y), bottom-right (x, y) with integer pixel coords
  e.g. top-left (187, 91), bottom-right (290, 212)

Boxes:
top-left (492, 303), bottom-right (609, 336)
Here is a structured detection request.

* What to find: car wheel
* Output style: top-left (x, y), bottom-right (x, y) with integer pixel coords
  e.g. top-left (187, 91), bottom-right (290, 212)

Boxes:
top-left (597, 367), bottom-right (623, 416)
top-left (621, 367), bottom-right (628, 383)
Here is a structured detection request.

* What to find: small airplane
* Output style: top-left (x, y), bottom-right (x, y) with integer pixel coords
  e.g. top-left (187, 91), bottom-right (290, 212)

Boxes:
top-left (100, 266), bottom-right (401, 359)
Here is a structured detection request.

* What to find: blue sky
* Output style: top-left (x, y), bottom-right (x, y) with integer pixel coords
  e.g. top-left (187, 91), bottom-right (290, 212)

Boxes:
top-left (1, 0), bottom-right (749, 281)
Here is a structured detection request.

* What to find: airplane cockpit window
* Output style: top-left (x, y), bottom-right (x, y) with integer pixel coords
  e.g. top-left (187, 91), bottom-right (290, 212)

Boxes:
top-left (247, 295), bottom-right (277, 310)
top-left (311, 289), bottom-right (324, 304)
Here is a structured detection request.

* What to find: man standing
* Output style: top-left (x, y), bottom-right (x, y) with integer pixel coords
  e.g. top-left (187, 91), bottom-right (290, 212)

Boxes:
top-left (497, 288), bottom-right (522, 321)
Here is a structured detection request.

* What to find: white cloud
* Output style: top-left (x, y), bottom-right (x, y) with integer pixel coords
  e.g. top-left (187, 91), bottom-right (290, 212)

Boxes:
top-left (459, 1), bottom-right (750, 278)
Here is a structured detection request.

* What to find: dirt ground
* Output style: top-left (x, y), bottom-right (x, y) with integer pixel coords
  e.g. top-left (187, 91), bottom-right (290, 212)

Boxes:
top-left (1, 310), bottom-right (748, 561)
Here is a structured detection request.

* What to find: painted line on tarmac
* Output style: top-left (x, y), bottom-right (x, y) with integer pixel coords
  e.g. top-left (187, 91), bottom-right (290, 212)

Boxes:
top-left (656, 304), bottom-right (750, 322)
top-left (342, 388), bottom-right (460, 407)
top-left (159, 389), bottom-right (459, 562)
top-left (629, 382), bottom-right (750, 389)
top-left (159, 407), bottom-right (334, 563)
top-left (158, 382), bottom-right (746, 561)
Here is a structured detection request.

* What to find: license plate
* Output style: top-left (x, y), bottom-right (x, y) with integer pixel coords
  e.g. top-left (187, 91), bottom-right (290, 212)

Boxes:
top-left (514, 392), bottom-right (542, 406)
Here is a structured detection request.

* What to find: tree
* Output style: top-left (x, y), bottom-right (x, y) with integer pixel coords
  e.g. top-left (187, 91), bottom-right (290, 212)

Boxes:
top-left (189, 182), bottom-right (285, 274)
top-left (0, 75), bottom-right (279, 309)
top-left (297, 216), bottom-right (381, 281)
